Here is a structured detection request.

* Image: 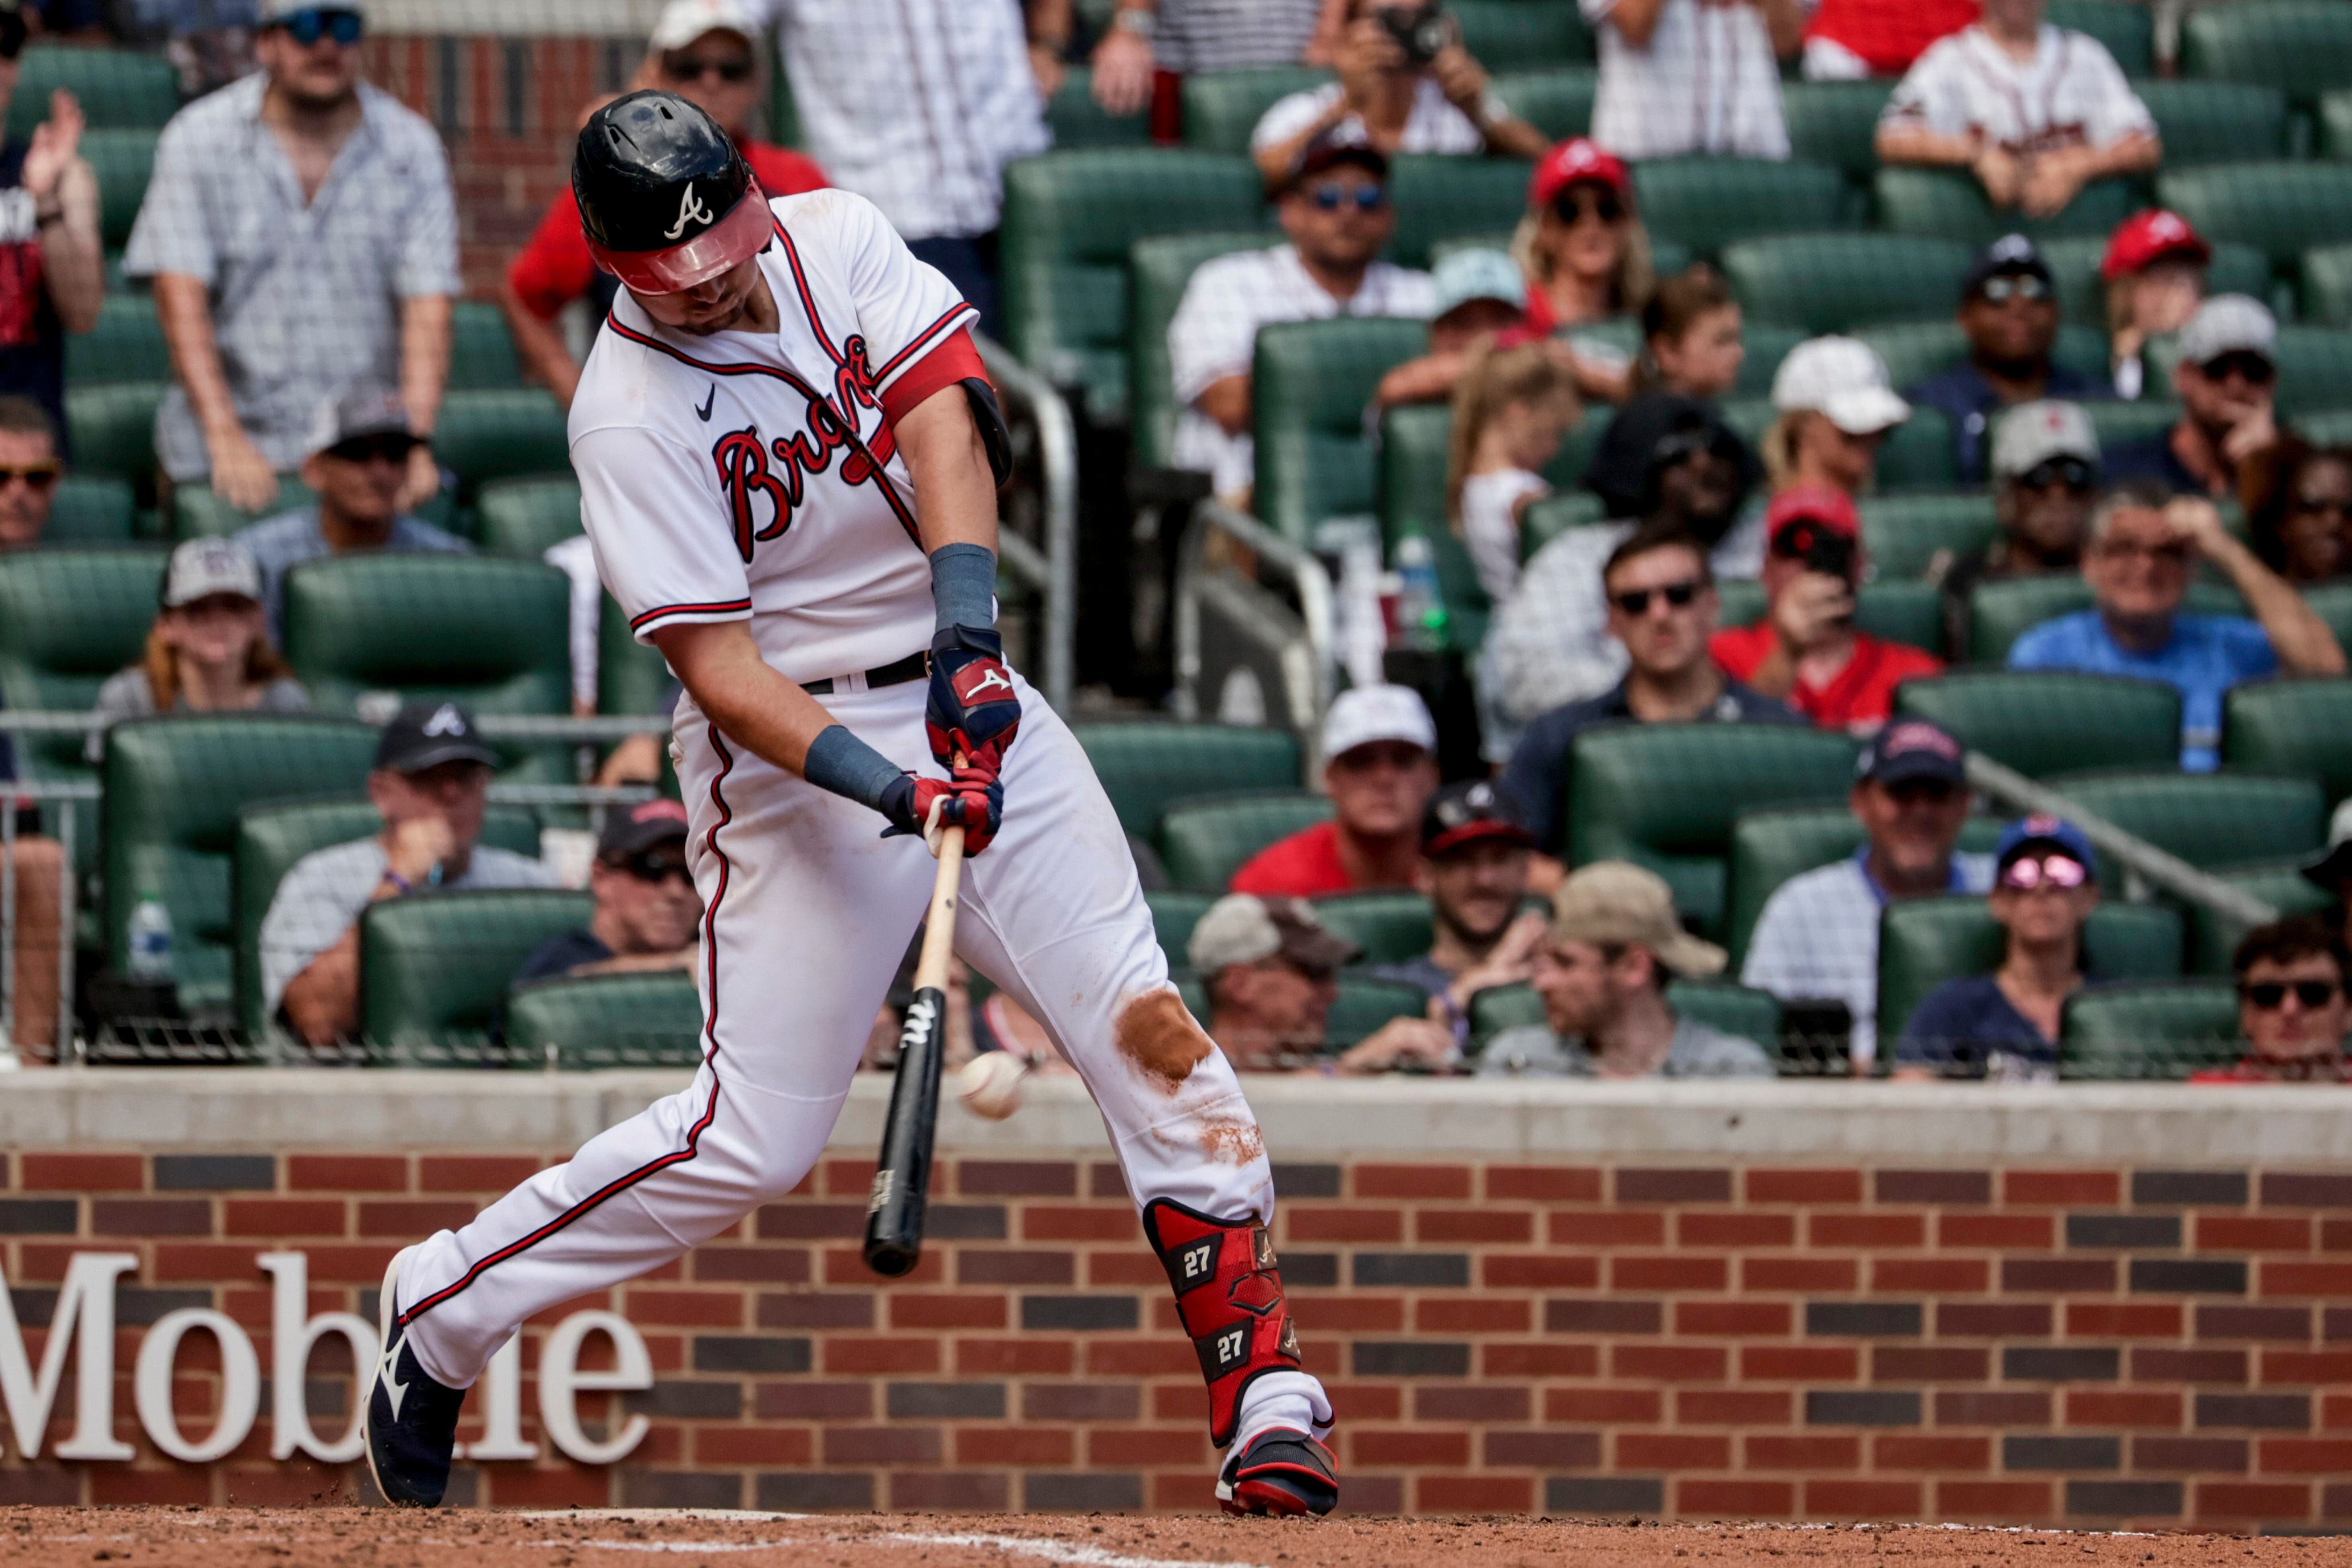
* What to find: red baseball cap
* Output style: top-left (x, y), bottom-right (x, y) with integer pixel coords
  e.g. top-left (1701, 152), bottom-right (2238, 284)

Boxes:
top-left (1529, 138), bottom-right (1630, 211)
top-left (2101, 209), bottom-right (2211, 281)
top-left (1765, 483), bottom-right (1859, 541)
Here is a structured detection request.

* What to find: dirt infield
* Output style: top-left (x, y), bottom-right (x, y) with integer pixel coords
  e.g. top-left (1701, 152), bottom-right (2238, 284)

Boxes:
top-left (1, 1508), bottom-right (2345, 1567)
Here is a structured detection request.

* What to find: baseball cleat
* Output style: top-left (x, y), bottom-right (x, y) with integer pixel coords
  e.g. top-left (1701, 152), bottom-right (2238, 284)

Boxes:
top-left (1217, 1426), bottom-right (1338, 1517)
top-left (364, 1246), bottom-right (466, 1508)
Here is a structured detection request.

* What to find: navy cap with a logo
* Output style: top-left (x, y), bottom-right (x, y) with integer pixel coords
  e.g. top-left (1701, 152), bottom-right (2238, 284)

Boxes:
top-left (374, 701), bottom-right (501, 774)
top-left (1856, 718), bottom-right (1967, 788)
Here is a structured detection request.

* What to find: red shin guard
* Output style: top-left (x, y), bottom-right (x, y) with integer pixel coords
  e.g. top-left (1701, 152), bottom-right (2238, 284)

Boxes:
top-left (1141, 1198), bottom-right (1301, 1447)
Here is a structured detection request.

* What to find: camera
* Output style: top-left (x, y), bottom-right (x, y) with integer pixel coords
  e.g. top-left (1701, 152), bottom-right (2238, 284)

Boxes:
top-left (1378, 3), bottom-right (1451, 66)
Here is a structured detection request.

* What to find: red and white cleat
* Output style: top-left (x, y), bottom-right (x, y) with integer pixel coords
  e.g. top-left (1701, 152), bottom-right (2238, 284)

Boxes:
top-left (1216, 1426), bottom-right (1338, 1517)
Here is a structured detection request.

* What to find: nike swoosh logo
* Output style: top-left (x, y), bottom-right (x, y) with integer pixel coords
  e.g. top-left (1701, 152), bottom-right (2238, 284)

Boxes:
top-left (696, 386), bottom-right (716, 422)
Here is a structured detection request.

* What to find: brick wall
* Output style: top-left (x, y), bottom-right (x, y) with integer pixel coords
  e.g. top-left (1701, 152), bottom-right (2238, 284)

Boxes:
top-left (2, 1144), bottom-right (2346, 1526)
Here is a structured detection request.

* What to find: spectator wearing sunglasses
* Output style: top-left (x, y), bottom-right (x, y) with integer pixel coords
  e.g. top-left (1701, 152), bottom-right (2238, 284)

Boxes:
top-left (1932, 399), bottom-right (2101, 655)
top-left (1760, 336), bottom-right (1909, 501)
top-left (1167, 138), bottom-right (1433, 503)
top-left (1894, 816), bottom-right (2100, 1081)
top-left (0, 393), bottom-right (59, 552)
top-left (2105, 296), bottom-right (2286, 508)
top-left (502, 0), bottom-right (827, 413)
top-left (1505, 140), bottom-right (1655, 402)
top-left (2009, 481), bottom-right (2344, 770)
top-left (232, 386), bottom-right (469, 644)
top-left (1905, 235), bottom-right (2108, 487)
top-left (0, 393), bottom-right (64, 1057)
top-left (1585, 0), bottom-right (1801, 161)
top-left (2247, 444), bottom-right (2352, 586)
top-left (516, 801), bottom-right (703, 985)
top-left (125, 0), bottom-right (459, 520)
top-left (0, 10), bottom-right (100, 448)
top-left (2191, 917), bottom-right (2351, 1085)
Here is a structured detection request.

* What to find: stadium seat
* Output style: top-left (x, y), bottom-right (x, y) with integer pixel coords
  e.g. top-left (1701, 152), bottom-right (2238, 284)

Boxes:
top-left (1129, 231), bottom-right (1278, 471)
top-left (2060, 980), bottom-right (2239, 1080)
top-left (1716, 577), bottom-right (1767, 629)
top-left (1721, 234), bottom-right (1974, 334)
top-left (1387, 154), bottom-right (1535, 271)
top-left (447, 300), bottom-right (524, 391)
top-left (1966, 575), bottom-right (2245, 664)
top-left (1159, 791), bottom-right (1332, 894)
top-left (63, 294), bottom-right (168, 387)
top-left (1872, 407), bottom-right (1959, 492)
top-left (1859, 491), bottom-right (1997, 581)
top-left (2222, 678), bottom-right (2352, 805)
top-left (2193, 859), bottom-right (2335, 979)
top-left (232, 797), bottom-right (540, 1038)
top-left (1736, 324), bottom-right (1808, 398)
top-left (1878, 896), bottom-right (2183, 1053)
top-left (2271, 327), bottom-right (2352, 420)
top-left (477, 476), bottom-right (582, 557)
top-left (172, 478), bottom-right (319, 546)
top-left (358, 888), bottom-right (593, 1053)
top-left (46, 476), bottom-right (137, 545)
top-left (2180, 0), bottom-right (2352, 112)
top-left (2325, 89), bottom-right (2352, 158)
top-left (5, 44), bottom-right (178, 140)
top-left (597, 591), bottom-right (674, 718)
top-left (2158, 163), bottom-right (2352, 277)
top-left (82, 127), bottom-right (158, 251)
top-left (1465, 977), bottom-right (1779, 1059)
top-left (1725, 807), bottom-right (1864, 972)
top-left (1630, 157), bottom-right (1851, 260)
top-left (1253, 316), bottom-right (1430, 545)
top-left (1892, 671), bottom-right (2182, 778)
top-left (506, 971), bottom-right (705, 1068)
top-left (1180, 67), bottom-right (1331, 156)
top-left (0, 546), bottom-right (166, 782)
top-left (1467, 981), bottom-right (1544, 1052)
top-left (1001, 149), bottom-right (1265, 418)
top-left (2302, 244), bottom-right (2352, 327)
top-left (104, 715), bottom-right (379, 1015)
top-left (2043, 234), bottom-right (2271, 326)
top-left (1325, 975), bottom-right (1430, 1048)
top-left (1377, 403), bottom-right (1493, 647)
top-left (1452, 0), bottom-right (1593, 68)
top-left (1779, 80), bottom-right (1894, 182)
top-left (431, 389), bottom-right (570, 504)
top-left (1310, 891), bottom-right (1432, 966)
top-left (1489, 68), bottom-right (1597, 142)
top-left (1873, 168), bottom-right (2139, 246)
top-left (1047, 67), bottom-right (1153, 149)
top-left (1852, 579), bottom-right (1945, 658)
top-left (1147, 889), bottom-right (1218, 975)
top-left (1567, 724), bottom-right (1858, 940)
top-left (2293, 409), bottom-right (2352, 449)
top-left (2135, 80), bottom-right (2291, 168)
top-left (1072, 721), bottom-right (1302, 847)
top-left (2081, 399), bottom-right (2182, 453)
top-left (64, 380), bottom-right (166, 488)
top-left (2047, 769), bottom-right (2327, 885)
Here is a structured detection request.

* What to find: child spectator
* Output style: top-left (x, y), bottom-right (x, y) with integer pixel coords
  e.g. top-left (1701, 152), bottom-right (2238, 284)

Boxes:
top-left (85, 538), bottom-right (308, 762)
top-left (2102, 209), bottom-right (2208, 402)
top-left (1630, 264), bottom-right (1746, 402)
top-left (1374, 247), bottom-right (1526, 410)
top-left (1446, 342), bottom-right (1579, 603)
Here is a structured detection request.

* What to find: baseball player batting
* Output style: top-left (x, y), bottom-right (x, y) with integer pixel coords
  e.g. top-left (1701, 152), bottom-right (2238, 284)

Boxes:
top-left (361, 91), bottom-right (1336, 1518)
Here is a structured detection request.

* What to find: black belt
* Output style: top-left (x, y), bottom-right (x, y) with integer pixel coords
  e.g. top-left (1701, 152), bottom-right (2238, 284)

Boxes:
top-left (803, 649), bottom-right (929, 697)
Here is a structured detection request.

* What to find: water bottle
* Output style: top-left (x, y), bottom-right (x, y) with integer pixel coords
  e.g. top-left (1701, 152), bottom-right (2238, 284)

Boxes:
top-left (126, 897), bottom-right (173, 982)
top-left (1392, 534), bottom-right (1447, 652)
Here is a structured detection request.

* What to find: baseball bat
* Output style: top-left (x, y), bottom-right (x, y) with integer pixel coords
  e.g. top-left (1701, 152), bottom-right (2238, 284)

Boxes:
top-left (863, 822), bottom-right (967, 1278)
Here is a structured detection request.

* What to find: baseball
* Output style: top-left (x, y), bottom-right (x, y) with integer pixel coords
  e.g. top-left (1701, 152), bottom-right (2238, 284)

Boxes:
top-left (957, 1051), bottom-right (1028, 1120)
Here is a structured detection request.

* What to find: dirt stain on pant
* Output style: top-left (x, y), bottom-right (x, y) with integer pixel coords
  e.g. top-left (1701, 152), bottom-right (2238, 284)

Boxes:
top-left (1114, 986), bottom-right (1214, 1093)
top-left (1196, 1116), bottom-right (1265, 1166)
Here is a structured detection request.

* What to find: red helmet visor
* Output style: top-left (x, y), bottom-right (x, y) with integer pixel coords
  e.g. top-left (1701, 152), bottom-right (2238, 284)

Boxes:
top-left (588, 177), bottom-right (770, 295)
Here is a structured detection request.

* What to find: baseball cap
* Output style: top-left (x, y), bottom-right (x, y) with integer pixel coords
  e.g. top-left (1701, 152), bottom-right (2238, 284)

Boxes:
top-left (1856, 718), bottom-right (1967, 789)
top-left (1586, 394), bottom-right (1757, 520)
top-left (311, 384), bottom-right (419, 460)
top-left (1186, 894), bottom-right (1362, 977)
top-left (650, 0), bottom-right (760, 51)
top-left (2300, 798), bottom-right (2352, 892)
top-left (1548, 861), bottom-right (1725, 978)
top-left (1996, 813), bottom-right (2098, 877)
top-left (598, 797), bottom-right (692, 860)
top-left (1422, 780), bottom-right (1536, 858)
top-left (1770, 337), bottom-right (1909, 436)
top-left (1288, 134), bottom-right (1388, 191)
top-left (2178, 294), bottom-right (2277, 369)
top-left (1322, 684), bottom-right (1436, 762)
top-left (1990, 399), bottom-right (2101, 483)
top-left (1529, 138), bottom-right (1630, 210)
top-left (374, 701), bottom-right (501, 774)
top-left (160, 537), bottom-right (262, 610)
top-left (2102, 209), bottom-right (2210, 281)
top-left (1766, 483), bottom-right (1859, 543)
top-left (1430, 248), bottom-right (1525, 322)
top-left (1961, 234), bottom-right (2054, 302)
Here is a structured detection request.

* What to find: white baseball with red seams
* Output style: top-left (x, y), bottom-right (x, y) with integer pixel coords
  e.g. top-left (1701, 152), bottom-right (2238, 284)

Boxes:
top-left (388, 190), bottom-right (1330, 1455)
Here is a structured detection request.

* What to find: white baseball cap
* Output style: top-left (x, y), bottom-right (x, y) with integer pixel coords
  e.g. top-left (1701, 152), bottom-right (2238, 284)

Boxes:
top-left (1186, 894), bottom-right (1361, 976)
top-left (162, 537), bottom-right (263, 609)
top-left (2178, 294), bottom-right (2277, 368)
top-left (650, 0), bottom-right (761, 51)
top-left (1990, 399), bottom-right (2101, 482)
top-left (1771, 336), bottom-right (1910, 436)
top-left (1321, 684), bottom-right (1437, 762)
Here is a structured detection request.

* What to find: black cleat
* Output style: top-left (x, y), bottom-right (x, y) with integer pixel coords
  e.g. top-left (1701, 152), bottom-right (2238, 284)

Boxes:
top-left (364, 1247), bottom-right (467, 1508)
top-left (1218, 1426), bottom-right (1338, 1517)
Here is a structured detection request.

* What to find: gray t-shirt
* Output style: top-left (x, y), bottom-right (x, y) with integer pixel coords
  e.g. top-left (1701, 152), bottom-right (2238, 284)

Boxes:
top-left (259, 836), bottom-right (555, 1017)
top-left (1478, 1015), bottom-right (1774, 1078)
top-left (85, 668), bottom-right (310, 762)
top-left (233, 507), bottom-right (472, 643)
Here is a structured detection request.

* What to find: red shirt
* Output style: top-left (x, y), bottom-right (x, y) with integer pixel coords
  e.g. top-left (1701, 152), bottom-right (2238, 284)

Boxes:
top-left (506, 140), bottom-right (830, 321)
top-left (2190, 1059), bottom-right (2350, 1084)
top-left (1803, 0), bottom-right (1978, 76)
top-left (1228, 821), bottom-right (1385, 899)
top-left (1709, 624), bottom-right (1943, 733)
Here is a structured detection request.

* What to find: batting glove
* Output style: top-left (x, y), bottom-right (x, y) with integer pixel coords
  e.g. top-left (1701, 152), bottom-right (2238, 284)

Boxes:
top-left (925, 626), bottom-right (1022, 775)
top-left (880, 766), bottom-right (1004, 856)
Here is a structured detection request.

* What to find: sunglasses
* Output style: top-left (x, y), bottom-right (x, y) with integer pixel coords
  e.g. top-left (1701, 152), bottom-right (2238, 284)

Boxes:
top-left (662, 51), bottom-right (755, 83)
top-left (0, 462), bottom-right (60, 492)
top-left (612, 851), bottom-right (693, 887)
top-left (1978, 274), bottom-right (2051, 304)
top-left (2241, 979), bottom-right (2341, 1011)
top-left (1551, 188), bottom-right (1626, 227)
top-left (1610, 578), bottom-right (1705, 616)
top-left (1308, 182), bottom-right (1387, 213)
top-left (328, 434), bottom-right (419, 466)
top-left (2198, 351), bottom-right (2276, 386)
top-left (1998, 853), bottom-right (2088, 891)
top-left (276, 7), bottom-right (364, 46)
top-left (2018, 456), bottom-right (2096, 493)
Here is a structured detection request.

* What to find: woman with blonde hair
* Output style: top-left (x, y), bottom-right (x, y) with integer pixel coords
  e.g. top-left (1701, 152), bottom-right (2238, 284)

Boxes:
top-left (87, 538), bottom-right (307, 760)
top-left (1761, 336), bottom-right (1909, 499)
top-left (1509, 139), bottom-right (1656, 404)
top-left (1446, 342), bottom-right (1581, 602)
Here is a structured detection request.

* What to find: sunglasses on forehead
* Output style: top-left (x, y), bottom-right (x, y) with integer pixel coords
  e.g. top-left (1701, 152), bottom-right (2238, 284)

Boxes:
top-left (1977, 273), bottom-right (2050, 304)
top-left (276, 6), bottom-right (364, 46)
top-left (662, 49), bottom-right (755, 83)
top-left (1609, 578), bottom-right (1704, 616)
top-left (1998, 853), bottom-right (2087, 891)
top-left (1307, 181), bottom-right (1387, 213)
top-left (2241, 979), bottom-right (2341, 1010)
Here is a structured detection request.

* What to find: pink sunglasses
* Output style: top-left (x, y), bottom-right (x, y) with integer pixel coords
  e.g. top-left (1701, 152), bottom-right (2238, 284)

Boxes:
top-left (1999, 854), bottom-right (2088, 892)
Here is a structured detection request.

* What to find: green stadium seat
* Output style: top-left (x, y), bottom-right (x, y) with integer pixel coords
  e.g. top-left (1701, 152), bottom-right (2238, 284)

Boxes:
top-left (83, 127), bottom-right (158, 251)
top-left (1893, 670), bottom-right (2182, 778)
top-left (1853, 579), bottom-right (1945, 658)
top-left (104, 715), bottom-right (379, 1015)
top-left (2302, 244), bottom-right (2352, 326)
top-left (2043, 234), bottom-right (2271, 327)
top-left (1568, 724), bottom-right (1858, 940)
top-left (0, 546), bottom-right (165, 782)
top-left (5, 45), bottom-right (178, 140)
top-left (2180, 0), bottom-right (2352, 112)
top-left (1129, 231), bottom-right (1277, 471)
top-left (1252, 316), bottom-right (1429, 545)
top-left (358, 888), bottom-right (593, 1054)
top-left (64, 380), bottom-right (165, 488)
top-left (2082, 399), bottom-right (2181, 453)
top-left (2293, 409), bottom-right (2352, 448)
top-left (1859, 491), bottom-right (1998, 581)
top-left (477, 476), bottom-right (582, 557)
top-left (1453, 0), bottom-right (1594, 68)
top-left (1878, 896), bottom-right (2183, 1051)
top-left (1387, 154), bottom-right (1534, 271)
top-left (447, 301), bottom-right (524, 392)
top-left (1159, 791), bottom-right (1332, 894)
top-left (2158, 163), bottom-right (2352, 277)
top-left (1966, 575), bottom-right (2246, 664)
top-left (1325, 975), bottom-right (1430, 1048)
top-left (1467, 980), bottom-right (1543, 1052)
top-left (1722, 234), bottom-right (1974, 334)
top-left (1002, 149), bottom-right (1265, 418)
top-left (1725, 807), bottom-right (1863, 973)
top-left (1072, 721), bottom-right (1302, 847)
top-left (1464, 977), bottom-right (1780, 1059)
top-left (1180, 67), bottom-right (1332, 156)
top-left (2222, 677), bottom-right (2352, 805)
top-left (1047, 67), bottom-right (1154, 148)
top-left (233, 796), bottom-right (540, 1037)
top-left (1780, 80), bottom-right (1894, 181)
top-left (597, 591), bottom-right (674, 718)
top-left (2184, 858), bottom-right (2333, 978)
top-left (63, 294), bottom-right (168, 387)
top-left (1737, 324), bottom-right (1808, 398)
top-left (1310, 891), bottom-right (1432, 966)
top-left (1875, 407), bottom-right (1959, 492)
top-left (2271, 327), bottom-right (2352, 420)
top-left (505, 971), bottom-right (705, 1068)
top-left (1147, 889), bottom-right (1218, 975)
top-left (2047, 769), bottom-right (2327, 885)
top-left (1375, 403), bottom-right (1492, 647)
top-left (1716, 577), bottom-right (1766, 630)
top-left (2059, 980), bottom-right (2239, 1080)
top-left (1490, 68), bottom-right (1596, 142)
top-left (1631, 157), bottom-right (1851, 260)
top-left (431, 389), bottom-right (570, 504)
top-left (1873, 168), bottom-right (2139, 246)
top-left (2135, 80), bottom-right (2290, 168)
top-left (2048, 0), bottom-right (2154, 75)
top-left (170, 476), bottom-right (315, 542)
top-left (45, 475), bottom-right (138, 545)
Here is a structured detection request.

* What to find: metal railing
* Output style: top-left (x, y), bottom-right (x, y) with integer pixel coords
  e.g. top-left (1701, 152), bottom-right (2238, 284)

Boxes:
top-left (975, 333), bottom-right (1078, 712)
top-left (1173, 499), bottom-right (1337, 753)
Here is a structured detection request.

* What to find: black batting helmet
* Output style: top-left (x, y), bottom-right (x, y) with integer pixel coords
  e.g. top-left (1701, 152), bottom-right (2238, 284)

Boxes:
top-left (574, 90), bottom-right (770, 294)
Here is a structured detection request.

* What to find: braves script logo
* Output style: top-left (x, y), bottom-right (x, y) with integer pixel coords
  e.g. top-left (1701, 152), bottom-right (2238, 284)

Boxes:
top-left (664, 182), bottom-right (714, 241)
top-left (707, 337), bottom-right (894, 562)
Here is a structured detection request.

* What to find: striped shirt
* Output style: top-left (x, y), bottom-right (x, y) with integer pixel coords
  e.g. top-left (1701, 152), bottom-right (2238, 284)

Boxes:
top-left (1158, 0), bottom-right (1322, 73)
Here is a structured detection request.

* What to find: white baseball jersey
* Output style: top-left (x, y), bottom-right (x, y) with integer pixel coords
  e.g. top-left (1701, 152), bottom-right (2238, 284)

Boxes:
top-left (1881, 24), bottom-right (2154, 157)
top-left (1582, 0), bottom-right (1791, 161)
top-left (570, 188), bottom-right (980, 686)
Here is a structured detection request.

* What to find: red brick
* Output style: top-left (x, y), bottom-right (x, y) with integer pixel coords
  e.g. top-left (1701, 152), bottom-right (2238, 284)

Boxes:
top-left (957, 1426), bottom-right (1074, 1466)
top-left (2324, 1217), bottom-right (2352, 1252)
top-left (1747, 1434), bottom-right (1859, 1471)
top-left (1674, 1389), bottom-right (1790, 1426)
top-left (1806, 1479), bottom-right (1921, 1518)
top-left (1871, 1256), bottom-right (1988, 1293)
top-left (1089, 1427), bottom-right (1208, 1465)
top-left (1414, 1207), bottom-right (1531, 1244)
top-left (827, 1425), bottom-right (941, 1465)
top-left (1415, 1475), bottom-right (1531, 1512)
top-left (2066, 1390), bottom-right (2182, 1428)
top-left (693, 1426), bottom-right (814, 1465)
top-left (1355, 1428), bottom-right (1468, 1467)
top-left (1484, 1165), bottom-right (1602, 1202)
top-left (619, 1290), bottom-right (744, 1327)
top-left (2260, 1438), bottom-right (2352, 1474)
top-left (21, 1154), bottom-right (144, 1191)
top-left (1746, 1168), bottom-right (1863, 1204)
top-left (2264, 1261), bottom-right (2352, 1298)
top-left (1875, 1434), bottom-right (1990, 1472)
top-left (222, 1198), bottom-right (345, 1238)
top-left (1808, 1211), bottom-right (1925, 1248)
top-left (1937, 1301), bottom-right (2051, 1336)
top-left (1939, 1480), bottom-right (2052, 1517)
top-left (1679, 1210), bottom-right (1794, 1248)
top-left (953, 1160), bottom-right (1074, 1196)
top-left (1087, 1251), bottom-right (1163, 1288)
top-left (1306, 1295), bottom-right (1407, 1333)
top-left (1284, 1207), bottom-right (1403, 1244)
top-left (2003, 1169), bottom-right (2119, 1205)
top-left (1679, 1479), bottom-right (1792, 1516)
top-left (1618, 1432), bottom-right (1730, 1469)
top-left (1612, 1344), bottom-right (1726, 1381)
top-left (1483, 1342), bottom-right (1598, 1378)
top-left (887, 1294), bottom-right (1008, 1330)
top-left (1481, 1253), bottom-right (1601, 1289)
top-left (1546, 1386), bottom-right (1661, 1423)
top-left (2199, 1215), bottom-right (2312, 1252)
top-left (1022, 1206), bottom-right (1137, 1242)
top-left (2265, 1351), bottom-right (2352, 1385)
top-left (1415, 1297), bottom-right (1530, 1333)
top-left (356, 1200), bottom-right (476, 1236)
top-left (1673, 1300), bottom-right (1791, 1337)
top-left (287, 1154), bottom-right (407, 1192)
top-left (1611, 1254), bottom-right (1727, 1292)
top-left (1938, 1211), bottom-right (2054, 1249)
top-left (2065, 1300), bottom-right (2183, 1337)
top-left (2195, 1481), bottom-right (2311, 1521)
top-left (1085, 1339), bottom-right (1194, 1377)
top-left (955, 1338), bottom-right (1072, 1376)
top-left (2135, 1346), bottom-right (2246, 1383)
top-left (1549, 1210), bottom-right (1666, 1247)
top-left (1742, 1344), bottom-right (1859, 1382)
top-left (419, 1155), bottom-right (543, 1191)
top-left (824, 1246), bottom-right (943, 1285)
top-left (89, 1468), bottom-right (211, 1505)
top-left (2325, 1395), bottom-right (2352, 1431)
top-left (1872, 1346), bottom-right (1987, 1382)
top-left (1742, 1256), bottom-right (1857, 1293)
top-left (823, 1336), bottom-right (940, 1374)
top-left (1359, 1163), bottom-right (1471, 1200)
top-left (822, 1157), bottom-right (879, 1197)
top-left (1326, 1382), bottom-right (1404, 1422)
top-left (695, 1247), bottom-right (812, 1284)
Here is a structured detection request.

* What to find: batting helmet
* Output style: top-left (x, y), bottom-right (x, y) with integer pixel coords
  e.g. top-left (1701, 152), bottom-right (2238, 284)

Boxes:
top-left (574, 90), bottom-right (771, 294)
